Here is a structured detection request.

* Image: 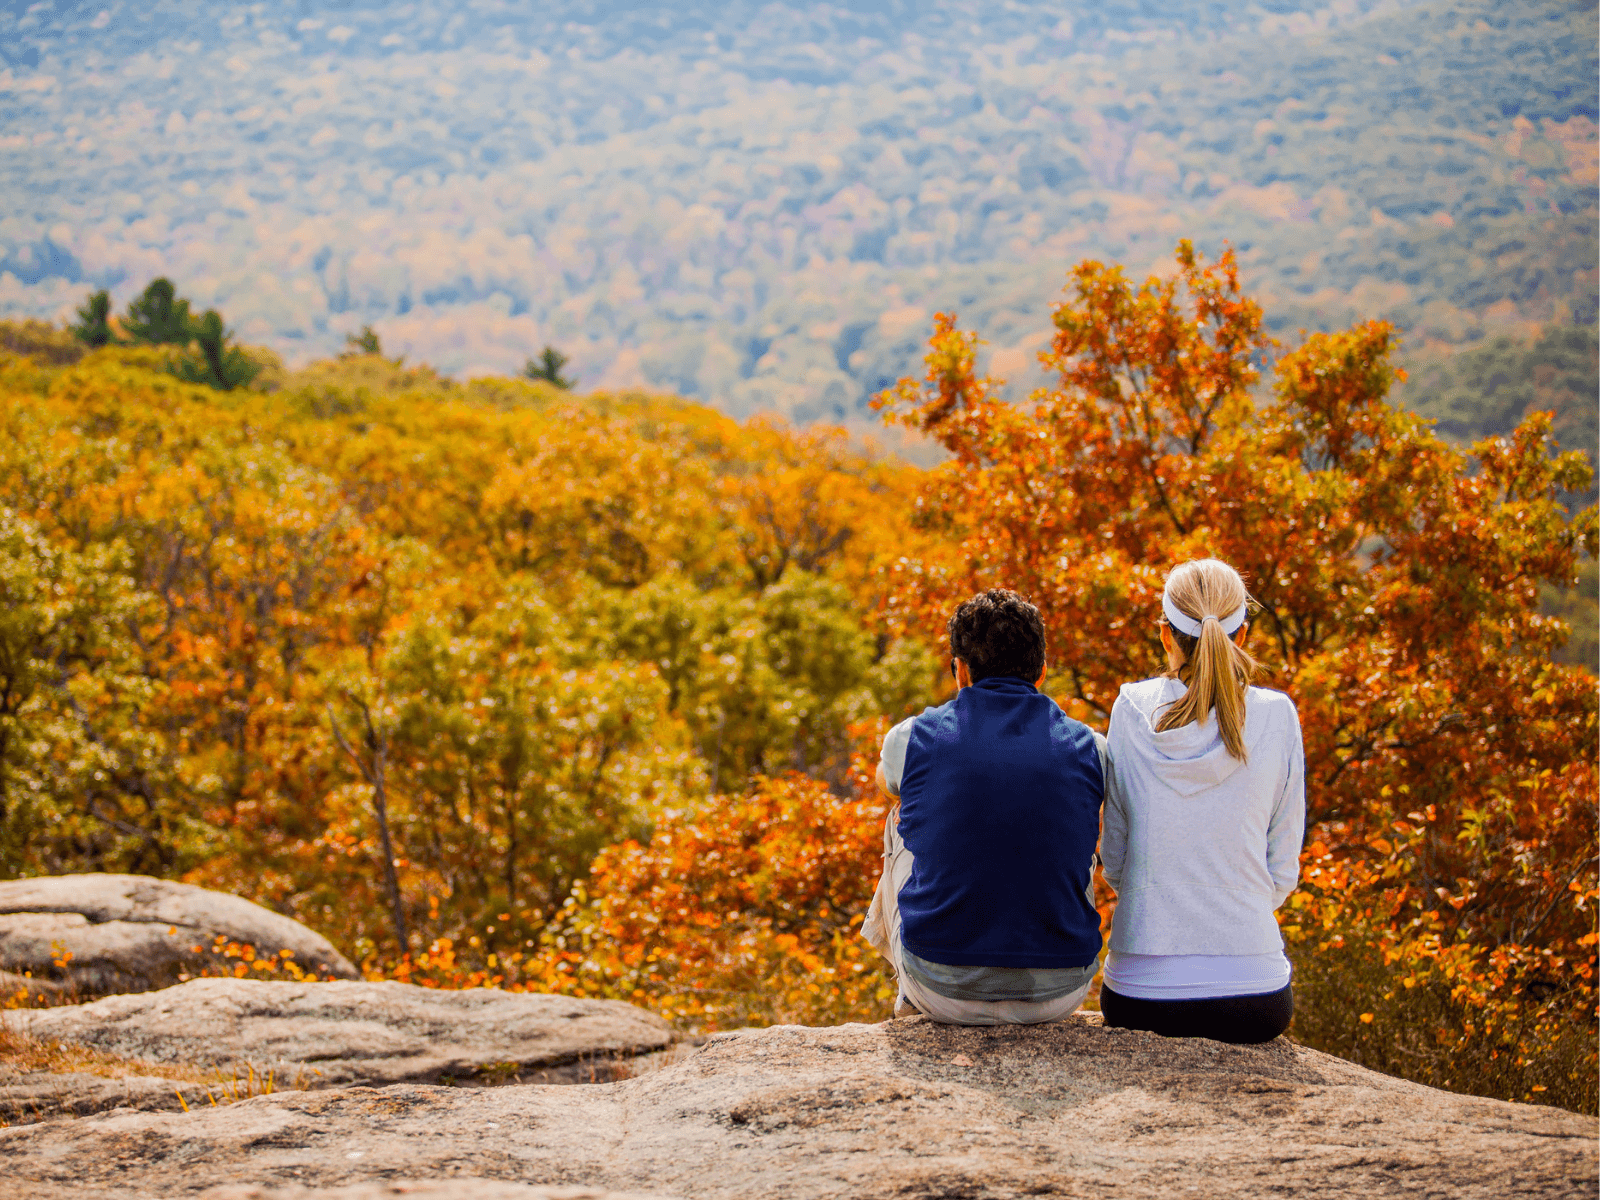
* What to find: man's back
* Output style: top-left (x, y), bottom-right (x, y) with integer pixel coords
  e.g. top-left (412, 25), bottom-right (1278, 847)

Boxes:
top-left (894, 675), bottom-right (1104, 970)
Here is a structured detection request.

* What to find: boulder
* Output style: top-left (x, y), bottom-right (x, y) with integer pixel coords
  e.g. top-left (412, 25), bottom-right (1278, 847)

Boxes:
top-left (1, 1015), bottom-right (1591, 1199)
top-left (3, 977), bottom-right (678, 1089)
top-left (0, 875), bottom-right (358, 997)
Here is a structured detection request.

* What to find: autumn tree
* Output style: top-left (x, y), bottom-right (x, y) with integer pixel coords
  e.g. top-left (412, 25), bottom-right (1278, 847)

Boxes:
top-left (723, 418), bottom-right (920, 595)
top-left (512, 749), bottom-right (892, 1032)
top-left (875, 241), bottom-right (1597, 1110)
top-left (325, 679), bottom-right (410, 954)
top-left (0, 508), bottom-right (173, 878)
top-left (0, 342), bottom-right (935, 959)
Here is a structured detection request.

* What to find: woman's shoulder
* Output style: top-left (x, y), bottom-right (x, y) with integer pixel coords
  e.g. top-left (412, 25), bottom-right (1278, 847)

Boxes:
top-left (1114, 676), bottom-right (1176, 711)
top-left (1246, 685), bottom-right (1300, 723)
top-left (1107, 677), bottom-right (1183, 747)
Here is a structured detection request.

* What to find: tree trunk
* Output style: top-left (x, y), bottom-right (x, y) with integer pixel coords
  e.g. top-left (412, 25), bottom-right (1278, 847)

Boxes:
top-left (367, 739), bottom-right (408, 952)
top-left (329, 699), bottom-right (408, 954)
top-left (505, 789), bottom-right (518, 910)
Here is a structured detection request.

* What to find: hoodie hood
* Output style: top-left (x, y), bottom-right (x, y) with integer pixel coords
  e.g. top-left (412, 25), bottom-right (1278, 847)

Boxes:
top-left (1115, 677), bottom-right (1247, 796)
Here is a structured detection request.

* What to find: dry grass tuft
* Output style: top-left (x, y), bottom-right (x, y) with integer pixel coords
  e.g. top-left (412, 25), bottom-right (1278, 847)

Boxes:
top-left (0, 1017), bottom-right (193, 1082)
top-left (0, 1015), bottom-right (307, 1126)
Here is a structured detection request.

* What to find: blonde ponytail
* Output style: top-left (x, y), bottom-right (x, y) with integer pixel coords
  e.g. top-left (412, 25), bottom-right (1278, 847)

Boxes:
top-left (1155, 559), bottom-right (1259, 761)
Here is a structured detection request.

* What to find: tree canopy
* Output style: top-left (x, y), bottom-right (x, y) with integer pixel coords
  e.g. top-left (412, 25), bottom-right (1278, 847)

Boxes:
top-left (0, 243), bottom-right (1593, 1112)
top-left (871, 242), bottom-right (1597, 1109)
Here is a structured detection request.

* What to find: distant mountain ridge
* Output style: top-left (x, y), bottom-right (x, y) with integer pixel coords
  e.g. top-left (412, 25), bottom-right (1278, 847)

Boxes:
top-left (1, 0), bottom-right (1594, 424)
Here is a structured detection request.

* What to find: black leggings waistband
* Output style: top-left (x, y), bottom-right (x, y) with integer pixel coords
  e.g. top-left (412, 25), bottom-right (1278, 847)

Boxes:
top-left (1100, 981), bottom-right (1293, 1045)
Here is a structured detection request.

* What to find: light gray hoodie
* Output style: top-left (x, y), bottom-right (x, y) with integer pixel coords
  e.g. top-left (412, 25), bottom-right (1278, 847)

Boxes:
top-left (1101, 676), bottom-right (1305, 957)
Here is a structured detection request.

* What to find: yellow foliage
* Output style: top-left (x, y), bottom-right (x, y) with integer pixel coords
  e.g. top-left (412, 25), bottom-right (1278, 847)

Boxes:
top-left (0, 339), bottom-right (935, 960)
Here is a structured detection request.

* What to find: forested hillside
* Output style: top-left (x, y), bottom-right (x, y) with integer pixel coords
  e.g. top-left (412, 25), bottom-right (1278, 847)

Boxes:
top-left (1405, 325), bottom-right (1598, 459)
top-left (1, 0), bottom-right (1594, 424)
top-left (0, 339), bottom-right (933, 941)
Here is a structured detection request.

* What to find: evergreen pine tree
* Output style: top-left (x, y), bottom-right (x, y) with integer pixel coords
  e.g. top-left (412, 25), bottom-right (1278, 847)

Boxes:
top-left (121, 278), bottom-right (194, 345)
top-left (344, 325), bottom-right (384, 357)
top-left (172, 309), bottom-right (261, 391)
top-left (70, 289), bottom-right (114, 347)
top-left (523, 345), bottom-right (575, 389)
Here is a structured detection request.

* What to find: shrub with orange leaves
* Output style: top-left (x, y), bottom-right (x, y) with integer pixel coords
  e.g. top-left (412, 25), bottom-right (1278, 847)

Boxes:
top-left (541, 745), bottom-right (893, 1031)
top-left (360, 731), bottom-right (895, 1033)
top-left (1286, 837), bottom-right (1597, 1112)
top-left (876, 240), bottom-right (1597, 1111)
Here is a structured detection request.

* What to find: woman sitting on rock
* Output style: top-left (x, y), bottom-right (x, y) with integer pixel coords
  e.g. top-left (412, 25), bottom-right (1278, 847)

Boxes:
top-left (1100, 558), bottom-right (1305, 1045)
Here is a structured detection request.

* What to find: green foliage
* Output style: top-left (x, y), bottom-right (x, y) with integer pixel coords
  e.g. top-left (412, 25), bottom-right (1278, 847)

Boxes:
top-left (171, 310), bottom-right (262, 391)
top-left (70, 290), bottom-right (113, 348)
top-left (344, 326), bottom-right (384, 357)
top-left (321, 583), bottom-right (699, 951)
top-left (121, 278), bottom-right (194, 346)
top-left (523, 346), bottom-right (575, 390)
top-left (67, 277), bottom-right (270, 392)
top-left (598, 571), bottom-right (935, 789)
top-left (1401, 325), bottom-right (1599, 474)
top-left (0, 508), bottom-right (180, 879)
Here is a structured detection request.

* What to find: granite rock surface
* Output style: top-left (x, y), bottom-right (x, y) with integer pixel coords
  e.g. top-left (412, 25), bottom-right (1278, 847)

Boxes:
top-left (2, 1015), bottom-right (1592, 1200)
top-left (3, 978), bottom-right (676, 1091)
top-left (0, 1063), bottom-right (208, 1125)
top-left (199, 1185), bottom-right (672, 1200)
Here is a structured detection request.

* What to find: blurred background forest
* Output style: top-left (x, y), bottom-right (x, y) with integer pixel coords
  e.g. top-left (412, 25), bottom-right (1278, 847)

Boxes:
top-left (1, 0), bottom-right (1595, 428)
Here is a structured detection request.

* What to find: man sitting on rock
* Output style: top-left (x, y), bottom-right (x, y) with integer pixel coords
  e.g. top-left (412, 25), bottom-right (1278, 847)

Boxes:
top-left (862, 588), bottom-right (1114, 1024)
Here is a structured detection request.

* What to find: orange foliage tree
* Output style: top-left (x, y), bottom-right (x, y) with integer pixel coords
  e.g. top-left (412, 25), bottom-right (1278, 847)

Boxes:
top-left (2, 262), bottom-right (1593, 1113)
top-left (873, 241), bottom-right (1597, 1110)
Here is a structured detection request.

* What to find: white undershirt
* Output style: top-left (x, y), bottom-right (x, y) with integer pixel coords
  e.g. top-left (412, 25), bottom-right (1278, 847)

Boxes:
top-left (1102, 950), bottom-right (1291, 1000)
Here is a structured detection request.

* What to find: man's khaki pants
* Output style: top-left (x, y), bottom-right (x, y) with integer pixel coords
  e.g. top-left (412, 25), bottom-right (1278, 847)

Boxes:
top-left (861, 813), bottom-right (1091, 1026)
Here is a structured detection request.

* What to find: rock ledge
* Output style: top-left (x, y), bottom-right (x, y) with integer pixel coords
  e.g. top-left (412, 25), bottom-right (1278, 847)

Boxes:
top-left (4, 977), bottom-right (676, 1091)
top-left (2, 1015), bottom-right (1592, 1199)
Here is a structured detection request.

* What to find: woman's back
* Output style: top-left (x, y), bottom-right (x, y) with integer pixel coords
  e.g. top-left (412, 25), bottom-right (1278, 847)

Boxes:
top-left (1097, 556), bottom-right (1306, 1043)
top-left (1102, 676), bottom-right (1304, 957)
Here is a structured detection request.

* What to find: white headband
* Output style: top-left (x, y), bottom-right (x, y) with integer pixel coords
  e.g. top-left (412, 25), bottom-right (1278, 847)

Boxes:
top-left (1162, 588), bottom-right (1247, 638)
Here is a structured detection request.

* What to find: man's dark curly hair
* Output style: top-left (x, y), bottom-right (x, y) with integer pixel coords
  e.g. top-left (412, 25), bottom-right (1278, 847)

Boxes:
top-left (947, 589), bottom-right (1047, 684)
